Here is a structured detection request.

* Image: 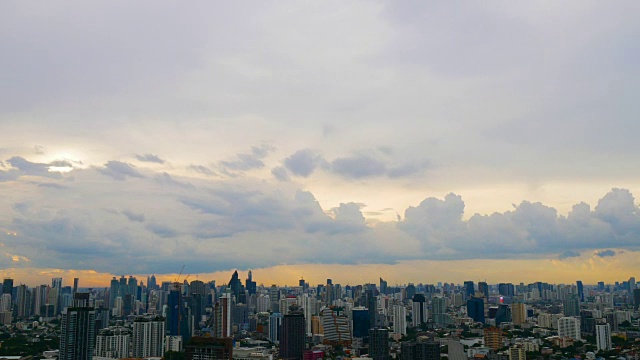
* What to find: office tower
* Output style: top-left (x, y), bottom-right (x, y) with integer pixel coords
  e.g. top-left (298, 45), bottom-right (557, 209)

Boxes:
top-left (352, 307), bottom-right (370, 338)
top-left (369, 328), bottom-right (390, 360)
top-left (467, 297), bottom-right (484, 324)
top-left (432, 296), bottom-right (447, 327)
top-left (299, 294), bottom-right (314, 336)
top-left (464, 281), bottom-right (474, 299)
top-left (148, 275), bottom-right (157, 290)
top-left (563, 296), bottom-right (580, 317)
top-left (401, 340), bottom-right (439, 360)
top-left (52, 278), bottom-right (62, 290)
top-left (558, 317), bottom-right (581, 340)
top-left (2, 279), bottom-right (13, 296)
top-left (380, 278), bottom-right (388, 295)
top-left (128, 276), bottom-right (138, 300)
top-left (320, 307), bottom-right (351, 344)
top-left (109, 277), bottom-right (118, 309)
top-left (411, 294), bottom-right (427, 327)
top-left (59, 293), bottom-right (96, 360)
top-left (634, 289), bottom-right (640, 311)
top-left (185, 337), bottom-right (233, 360)
top-left (228, 271), bottom-right (244, 303)
top-left (269, 312), bottom-right (283, 344)
top-left (595, 323), bottom-right (612, 351)
top-left (16, 285), bottom-right (29, 318)
top-left (270, 285), bottom-right (280, 313)
top-left (366, 289), bottom-right (378, 328)
top-left (34, 285), bottom-right (48, 316)
top-left (484, 327), bottom-right (503, 350)
top-left (132, 315), bottom-right (165, 358)
top-left (498, 283), bottom-right (515, 297)
top-left (511, 301), bottom-right (526, 325)
top-left (73, 278), bottom-right (79, 296)
top-left (445, 340), bottom-right (465, 360)
top-left (509, 346), bottom-right (525, 360)
top-left (280, 307), bottom-right (305, 360)
top-left (405, 284), bottom-right (416, 301)
top-left (478, 282), bottom-right (489, 298)
top-left (629, 277), bottom-right (636, 293)
top-left (495, 304), bottom-right (511, 326)
top-left (246, 271), bottom-right (257, 295)
top-left (576, 281), bottom-right (584, 302)
top-left (95, 327), bottom-right (130, 359)
top-left (47, 287), bottom-right (59, 315)
top-left (392, 305), bottom-right (407, 335)
top-left (597, 281), bottom-right (605, 291)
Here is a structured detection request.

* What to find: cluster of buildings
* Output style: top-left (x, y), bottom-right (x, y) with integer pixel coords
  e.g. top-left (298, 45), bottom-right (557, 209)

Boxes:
top-left (0, 273), bottom-right (639, 360)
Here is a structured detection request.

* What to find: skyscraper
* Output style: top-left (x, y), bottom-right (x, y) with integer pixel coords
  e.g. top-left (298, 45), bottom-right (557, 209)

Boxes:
top-left (464, 281), bottom-right (474, 299)
top-left (245, 271), bottom-right (256, 295)
top-left (132, 315), bottom-right (165, 358)
top-left (2, 279), bottom-right (13, 296)
top-left (432, 296), bottom-right (447, 327)
top-left (478, 282), bottom-right (489, 298)
top-left (369, 328), bottom-right (390, 360)
top-left (576, 281), bottom-right (584, 302)
top-left (59, 293), bottom-right (96, 360)
top-left (563, 296), bottom-right (580, 317)
top-left (558, 317), bottom-right (581, 340)
top-left (392, 304), bottom-right (407, 335)
top-left (269, 312), bottom-right (283, 344)
top-left (467, 297), bottom-right (484, 324)
top-left (379, 278), bottom-right (388, 295)
top-left (351, 307), bottom-right (370, 338)
top-left (595, 323), bottom-right (612, 351)
top-left (511, 301), bottom-right (526, 326)
top-left (411, 294), bottom-right (427, 328)
top-left (280, 307), bottom-right (305, 360)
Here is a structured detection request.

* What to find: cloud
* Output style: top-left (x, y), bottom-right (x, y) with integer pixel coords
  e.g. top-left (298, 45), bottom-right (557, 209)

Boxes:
top-left (328, 151), bottom-right (431, 179)
top-left (98, 161), bottom-right (144, 180)
top-left (594, 249), bottom-right (616, 258)
top-left (34, 145), bottom-right (45, 155)
top-left (135, 153), bottom-right (165, 164)
top-left (283, 149), bottom-right (324, 177)
top-left (218, 145), bottom-right (275, 174)
top-left (558, 251), bottom-right (581, 259)
top-left (122, 210), bottom-right (145, 223)
top-left (188, 165), bottom-right (216, 176)
top-left (330, 154), bottom-right (387, 178)
top-left (271, 166), bottom-right (290, 182)
top-left (6, 156), bottom-right (63, 179)
top-left (1, 163), bottom-right (640, 274)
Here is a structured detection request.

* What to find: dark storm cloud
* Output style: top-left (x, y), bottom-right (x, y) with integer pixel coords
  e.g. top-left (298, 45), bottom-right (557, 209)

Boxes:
top-left (98, 161), bottom-right (144, 180)
top-left (135, 153), bottom-right (165, 164)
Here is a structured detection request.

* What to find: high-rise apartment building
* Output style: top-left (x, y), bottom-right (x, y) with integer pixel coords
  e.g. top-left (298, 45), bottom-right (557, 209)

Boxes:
top-left (59, 293), bottom-right (96, 360)
top-left (411, 294), bottom-right (427, 328)
top-left (484, 327), bottom-right (503, 350)
top-left (132, 315), bottom-right (165, 358)
top-left (511, 302), bottom-right (526, 325)
top-left (95, 327), bottom-right (130, 359)
top-left (595, 323), bottom-right (612, 351)
top-left (392, 305), bottom-right (407, 335)
top-left (558, 317), bottom-right (581, 340)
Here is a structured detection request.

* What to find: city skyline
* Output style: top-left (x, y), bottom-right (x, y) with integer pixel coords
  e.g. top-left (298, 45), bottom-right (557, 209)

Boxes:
top-left (1, 2), bottom-right (640, 285)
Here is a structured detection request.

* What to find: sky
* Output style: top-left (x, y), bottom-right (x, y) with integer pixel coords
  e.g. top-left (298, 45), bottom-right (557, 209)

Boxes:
top-left (1, 1), bottom-right (639, 287)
